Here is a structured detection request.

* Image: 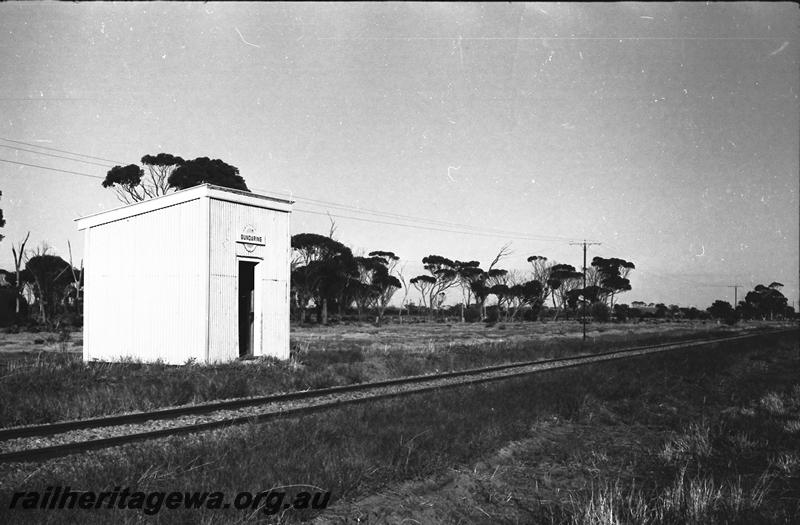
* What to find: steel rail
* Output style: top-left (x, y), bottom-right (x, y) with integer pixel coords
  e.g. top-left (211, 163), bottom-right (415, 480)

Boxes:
top-left (0, 330), bottom-right (766, 440)
top-left (0, 328), bottom-right (795, 464)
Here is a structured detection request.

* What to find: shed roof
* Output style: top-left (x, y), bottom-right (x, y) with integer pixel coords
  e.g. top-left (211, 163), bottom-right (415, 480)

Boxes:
top-left (75, 184), bottom-right (293, 230)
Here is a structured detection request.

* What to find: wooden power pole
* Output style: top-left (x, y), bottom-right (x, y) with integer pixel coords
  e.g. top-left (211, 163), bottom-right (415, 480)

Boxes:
top-left (570, 240), bottom-right (602, 342)
top-left (728, 284), bottom-right (742, 306)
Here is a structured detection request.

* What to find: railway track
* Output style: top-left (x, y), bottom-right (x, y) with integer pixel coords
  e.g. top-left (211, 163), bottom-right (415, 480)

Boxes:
top-left (0, 328), bottom-right (796, 464)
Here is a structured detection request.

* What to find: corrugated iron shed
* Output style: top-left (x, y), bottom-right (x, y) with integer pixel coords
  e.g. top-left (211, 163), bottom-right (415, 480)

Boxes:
top-left (75, 184), bottom-right (292, 364)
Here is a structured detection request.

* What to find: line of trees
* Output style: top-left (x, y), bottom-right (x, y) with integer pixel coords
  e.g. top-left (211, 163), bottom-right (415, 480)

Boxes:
top-left (289, 232), bottom-right (796, 326)
top-left (405, 252), bottom-right (636, 323)
top-left (706, 282), bottom-right (792, 324)
top-left (290, 232), bottom-right (402, 325)
top-left (7, 224), bottom-right (789, 329)
top-left (289, 232), bottom-right (641, 325)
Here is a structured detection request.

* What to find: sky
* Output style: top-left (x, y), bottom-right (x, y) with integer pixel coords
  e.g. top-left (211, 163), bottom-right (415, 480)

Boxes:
top-left (0, 2), bottom-right (797, 309)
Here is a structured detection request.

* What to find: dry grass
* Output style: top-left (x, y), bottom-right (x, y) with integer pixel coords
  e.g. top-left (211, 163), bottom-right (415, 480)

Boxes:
top-left (784, 420), bottom-right (800, 434)
top-left (568, 469), bottom-right (774, 525)
top-left (0, 327), bottom-right (795, 524)
top-left (320, 330), bottom-right (800, 524)
top-left (553, 334), bottom-right (800, 524)
top-left (760, 391), bottom-right (787, 415)
top-left (659, 422), bottom-right (713, 464)
top-left (771, 452), bottom-right (800, 476)
top-left (0, 321), bottom-right (757, 428)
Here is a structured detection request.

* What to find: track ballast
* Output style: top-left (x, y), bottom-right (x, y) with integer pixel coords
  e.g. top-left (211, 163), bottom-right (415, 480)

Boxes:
top-left (0, 328), bottom-right (795, 463)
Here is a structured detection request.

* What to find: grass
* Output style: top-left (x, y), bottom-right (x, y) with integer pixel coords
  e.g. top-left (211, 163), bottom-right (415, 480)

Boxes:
top-left (562, 412), bottom-right (791, 525)
top-left (329, 330), bottom-right (800, 523)
top-left (0, 363), bottom-right (605, 523)
top-left (491, 332), bottom-right (800, 524)
top-left (0, 330), bottom-right (796, 523)
top-left (570, 468), bottom-right (775, 525)
top-left (658, 421), bottom-right (713, 464)
top-left (0, 323), bottom-right (760, 427)
top-left (0, 322), bottom-right (773, 428)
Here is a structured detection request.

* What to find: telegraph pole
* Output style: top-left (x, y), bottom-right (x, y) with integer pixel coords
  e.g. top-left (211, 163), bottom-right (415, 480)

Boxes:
top-left (728, 284), bottom-right (742, 306)
top-left (570, 240), bottom-right (602, 342)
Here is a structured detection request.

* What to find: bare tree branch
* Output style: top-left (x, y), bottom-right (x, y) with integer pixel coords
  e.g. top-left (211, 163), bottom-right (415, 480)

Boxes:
top-left (67, 240), bottom-right (84, 310)
top-left (327, 213), bottom-right (337, 240)
top-left (397, 263), bottom-right (409, 323)
top-left (488, 242), bottom-right (513, 270)
top-left (12, 231), bottom-right (30, 316)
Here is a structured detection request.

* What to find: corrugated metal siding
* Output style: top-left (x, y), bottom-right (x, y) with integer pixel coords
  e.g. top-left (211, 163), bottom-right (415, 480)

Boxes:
top-left (82, 228), bottom-right (92, 362)
top-left (84, 199), bottom-right (205, 364)
top-left (208, 199), bottom-right (290, 361)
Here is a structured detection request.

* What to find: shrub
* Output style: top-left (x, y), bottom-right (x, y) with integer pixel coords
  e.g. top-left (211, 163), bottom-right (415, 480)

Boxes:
top-left (0, 288), bottom-right (27, 327)
top-left (613, 304), bottom-right (629, 322)
top-left (485, 306), bottom-right (500, 323)
top-left (590, 302), bottom-right (611, 322)
top-left (723, 310), bottom-right (740, 326)
top-left (463, 306), bottom-right (481, 323)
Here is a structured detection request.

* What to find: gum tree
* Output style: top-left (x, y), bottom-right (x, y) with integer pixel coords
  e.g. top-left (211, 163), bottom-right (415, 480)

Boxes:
top-left (352, 256), bottom-right (385, 321)
top-left (410, 275), bottom-right (436, 315)
top-left (291, 233), bottom-right (355, 325)
top-left (590, 257), bottom-right (636, 307)
top-left (455, 260), bottom-right (483, 322)
top-left (508, 279), bottom-right (545, 321)
top-left (102, 154), bottom-right (248, 204)
top-left (743, 283), bottom-right (788, 320)
top-left (367, 251), bottom-right (402, 325)
top-left (23, 247), bottom-right (74, 326)
top-left (411, 255), bottom-right (459, 320)
top-left (526, 255), bottom-right (553, 320)
top-left (352, 252), bottom-right (401, 323)
top-left (169, 157), bottom-right (248, 192)
top-left (547, 264), bottom-right (583, 320)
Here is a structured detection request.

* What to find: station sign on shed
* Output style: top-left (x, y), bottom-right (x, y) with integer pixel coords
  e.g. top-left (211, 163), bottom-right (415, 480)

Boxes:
top-left (75, 184), bottom-right (293, 364)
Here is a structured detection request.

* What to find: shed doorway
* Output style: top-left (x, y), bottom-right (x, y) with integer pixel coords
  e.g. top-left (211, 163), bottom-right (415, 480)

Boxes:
top-left (238, 260), bottom-right (258, 357)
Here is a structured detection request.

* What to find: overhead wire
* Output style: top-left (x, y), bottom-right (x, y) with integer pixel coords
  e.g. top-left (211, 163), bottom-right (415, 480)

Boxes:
top-left (598, 240), bottom-right (752, 290)
top-left (0, 137), bottom-right (127, 165)
top-left (0, 158), bottom-right (105, 180)
top-left (292, 206), bottom-right (577, 243)
top-left (254, 186), bottom-right (582, 242)
top-left (2, 140), bottom-right (768, 294)
top-left (5, 140), bottom-right (771, 299)
top-left (0, 144), bottom-right (116, 168)
top-left (1, 140), bottom-right (591, 244)
top-left (0, 155), bottom-right (585, 243)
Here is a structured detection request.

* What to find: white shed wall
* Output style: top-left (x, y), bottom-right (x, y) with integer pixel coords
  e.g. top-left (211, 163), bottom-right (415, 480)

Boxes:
top-left (83, 199), bottom-right (206, 364)
top-left (208, 198), bottom-right (290, 361)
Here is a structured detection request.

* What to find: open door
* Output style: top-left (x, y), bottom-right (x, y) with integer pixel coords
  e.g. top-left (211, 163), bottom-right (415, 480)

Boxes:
top-left (238, 260), bottom-right (257, 357)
